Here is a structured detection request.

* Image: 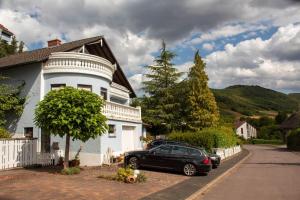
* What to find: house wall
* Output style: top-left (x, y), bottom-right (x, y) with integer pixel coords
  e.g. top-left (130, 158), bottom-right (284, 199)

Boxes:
top-left (236, 122), bottom-right (257, 139)
top-left (44, 73), bottom-right (110, 97)
top-left (51, 119), bottom-right (143, 166)
top-left (236, 123), bottom-right (248, 139)
top-left (0, 63), bottom-right (42, 139)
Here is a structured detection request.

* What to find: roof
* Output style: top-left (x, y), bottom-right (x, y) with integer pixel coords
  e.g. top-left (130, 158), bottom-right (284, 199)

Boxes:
top-left (0, 24), bottom-right (14, 35)
top-left (235, 120), bottom-right (246, 129)
top-left (0, 36), bottom-right (103, 68)
top-left (0, 36), bottom-right (136, 97)
top-left (280, 112), bottom-right (300, 130)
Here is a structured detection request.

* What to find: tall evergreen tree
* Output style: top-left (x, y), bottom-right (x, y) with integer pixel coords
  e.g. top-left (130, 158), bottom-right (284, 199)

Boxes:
top-left (187, 51), bottom-right (219, 130)
top-left (143, 41), bottom-right (182, 134)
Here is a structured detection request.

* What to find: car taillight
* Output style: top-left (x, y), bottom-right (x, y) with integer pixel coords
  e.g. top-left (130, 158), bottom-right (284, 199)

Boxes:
top-left (203, 157), bottom-right (210, 165)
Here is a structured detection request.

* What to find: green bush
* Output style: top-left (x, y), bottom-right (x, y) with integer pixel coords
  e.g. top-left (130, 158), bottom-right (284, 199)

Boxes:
top-left (250, 139), bottom-right (284, 145)
top-left (0, 128), bottom-right (11, 138)
top-left (287, 129), bottom-right (300, 151)
top-left (168, 126), bottom-right (238, 150)
top-left (136, 172), bottom-right (147, 183)
top-left (61, 167), bottom-right (81, 175)
top-left (115, 167), bottom-right (133, 182)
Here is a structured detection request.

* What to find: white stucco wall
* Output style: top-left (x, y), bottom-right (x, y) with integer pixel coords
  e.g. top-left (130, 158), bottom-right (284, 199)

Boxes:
top-left (236, 122), bottom-right (257, 139)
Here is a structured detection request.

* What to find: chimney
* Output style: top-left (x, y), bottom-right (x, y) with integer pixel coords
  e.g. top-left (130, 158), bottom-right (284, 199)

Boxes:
top-left (47, 39), bottom-right (61, 47)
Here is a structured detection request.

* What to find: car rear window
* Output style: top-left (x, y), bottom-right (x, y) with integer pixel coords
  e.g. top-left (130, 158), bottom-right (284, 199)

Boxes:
top-left (188, 148), bottom-right (202, 156)
top-left (171, 146), bottom-right (189, 155)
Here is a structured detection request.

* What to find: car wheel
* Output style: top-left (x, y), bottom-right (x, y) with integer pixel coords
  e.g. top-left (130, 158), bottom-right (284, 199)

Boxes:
top-left (183, 163), bottom-right (196, 176)
top-left (128, 156), bottom-right (139, 169)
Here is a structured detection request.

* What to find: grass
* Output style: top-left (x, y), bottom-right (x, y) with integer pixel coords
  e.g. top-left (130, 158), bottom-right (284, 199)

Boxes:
top-left (61, 167), bottom-right (81, 175)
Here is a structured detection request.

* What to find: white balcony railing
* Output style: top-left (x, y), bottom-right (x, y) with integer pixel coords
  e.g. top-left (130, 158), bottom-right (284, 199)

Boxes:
top-left (103, 101), bottom-right (142, 122)
top-left (43, 52), bottom-right (116, 81)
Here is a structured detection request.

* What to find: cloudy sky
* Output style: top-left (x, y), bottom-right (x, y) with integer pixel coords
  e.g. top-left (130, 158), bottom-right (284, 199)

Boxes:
top-left (1, 0), bottom-right (300, 95)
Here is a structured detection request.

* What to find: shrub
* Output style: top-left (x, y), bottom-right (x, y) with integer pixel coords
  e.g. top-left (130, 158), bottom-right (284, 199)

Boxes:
top-left (115, 167), bottom-right (133, 182)
top-left (0, 127), bottom-right (11, 138)
top-left (98, 167), bottom-right (147, 183)
top-left (287, 129), bottom-right (300, 151)
top-left (136, 172), bottom-right (147, 183)
top-left (250, 139), bottom-right (284, 145)
top-left (168, 126), bottom-right (238, 150)
top-left (61, 167), bottom-right (81, 175)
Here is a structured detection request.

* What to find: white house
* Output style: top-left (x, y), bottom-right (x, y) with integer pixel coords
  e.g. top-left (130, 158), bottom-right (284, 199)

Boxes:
top-left (0, 24), bottom-right (13, 43)
top-left (0, 36), bottom-right (145, 166)
top-left (235, 121), bottom-right (257, 140)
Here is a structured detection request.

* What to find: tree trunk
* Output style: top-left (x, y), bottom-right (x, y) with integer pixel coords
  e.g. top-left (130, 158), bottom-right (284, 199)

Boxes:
top-left (64, 134), bottom-right (70, 169)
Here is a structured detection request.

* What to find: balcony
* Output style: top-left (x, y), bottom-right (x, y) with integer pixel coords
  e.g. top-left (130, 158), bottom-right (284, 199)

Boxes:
top-left (103, 101), bottom-right (142, 123)
top-left (110, 82), bottom-right (130, 100)
top-left (43, 52), bottom-right (116, 81)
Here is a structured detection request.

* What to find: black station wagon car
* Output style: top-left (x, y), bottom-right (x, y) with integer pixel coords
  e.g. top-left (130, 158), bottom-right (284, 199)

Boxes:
top-left (147, 139), bottom-right (221, 169)
top-left (124, 144), bottom-right (212, 176)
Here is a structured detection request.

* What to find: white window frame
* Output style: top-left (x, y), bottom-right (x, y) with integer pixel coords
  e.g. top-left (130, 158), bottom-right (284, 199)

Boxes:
top-left (51, 84), bottom-right (66, 90)
top-left (77, 84), bottom-right (92, 92)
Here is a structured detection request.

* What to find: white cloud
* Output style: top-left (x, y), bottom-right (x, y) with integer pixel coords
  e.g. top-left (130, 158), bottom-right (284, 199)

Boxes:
top-left (206, 24), bottom-right (300, 92)
top-left (202, 43), bottom-right (214, 51)
top-left (189, 24), bottom-right (268, 45)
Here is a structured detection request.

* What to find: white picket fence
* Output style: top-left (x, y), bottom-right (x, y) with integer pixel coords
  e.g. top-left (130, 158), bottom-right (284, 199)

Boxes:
top-left (0, 138), bottom-right (61, 170)
top-left (213, 145), bottom-right (242, 160)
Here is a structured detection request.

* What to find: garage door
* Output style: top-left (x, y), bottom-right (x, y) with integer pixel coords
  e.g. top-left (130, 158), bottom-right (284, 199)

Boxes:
top-left (122, 126), bottom-right (135, 152)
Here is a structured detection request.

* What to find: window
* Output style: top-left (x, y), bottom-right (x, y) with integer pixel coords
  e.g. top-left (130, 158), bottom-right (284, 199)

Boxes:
top-left (77, 84), bottom-right (92, 92)
top-left (171, 146), bottom-right (188, 155)
top-left (100, 87), bottom-right (107, 100)
top-left (24, 127), bottom-right (33, 138)
top-left (51, 84), bottom-right (66, 90)
top-left (188, 148), bottom-right (201, 157)
top-left (108, 124), bottom-right (116, 138)
top-left (241, 128), bottom-right (244, 134)
top-left (153, 145), bottom-right (171, 154)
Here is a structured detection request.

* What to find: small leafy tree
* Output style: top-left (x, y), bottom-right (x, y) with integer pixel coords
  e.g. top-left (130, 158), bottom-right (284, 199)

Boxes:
top-left (187, 51), bottom-right (219, 130)
top-left (35, 87), bottom-right (107, 168)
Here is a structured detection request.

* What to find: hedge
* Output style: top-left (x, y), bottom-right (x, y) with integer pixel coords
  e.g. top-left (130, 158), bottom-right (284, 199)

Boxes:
top-left (287, 129), bottom-right (300, 151)
top-left (250, 139), bottom-right (284, 145)
top-left (168, 126), bottom-right (238, 150)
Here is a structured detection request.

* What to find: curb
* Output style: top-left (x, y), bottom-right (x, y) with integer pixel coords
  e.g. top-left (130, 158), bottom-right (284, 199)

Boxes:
top-left (186, 150), bottom-right (252, 200)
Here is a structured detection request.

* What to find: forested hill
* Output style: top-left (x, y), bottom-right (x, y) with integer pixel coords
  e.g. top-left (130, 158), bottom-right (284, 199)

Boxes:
top-left (212, 85), bottom-right (299, 117)
top-left (288, 93), bottom-right (300, 105)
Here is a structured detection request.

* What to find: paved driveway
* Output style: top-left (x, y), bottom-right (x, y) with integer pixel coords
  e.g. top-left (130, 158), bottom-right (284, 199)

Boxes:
top-left (199, 145), bottom-right (300, 200)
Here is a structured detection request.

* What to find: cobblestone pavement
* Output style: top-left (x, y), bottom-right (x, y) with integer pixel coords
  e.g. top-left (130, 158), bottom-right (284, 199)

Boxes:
top-left (199, 145), bottom-right (300, 200)
top-left (0, 165), bottom-right (188, 200)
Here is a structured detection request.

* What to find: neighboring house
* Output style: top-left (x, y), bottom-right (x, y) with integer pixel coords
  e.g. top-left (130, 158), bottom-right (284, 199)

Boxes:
top-left (235, 121), bottom-right (257, 139)
top-left (280, 111), bottom-right (300, 141)
top-left (0, 36), bottom-right (144, 166)
top-left (0, 24), bottom-right (14, 43)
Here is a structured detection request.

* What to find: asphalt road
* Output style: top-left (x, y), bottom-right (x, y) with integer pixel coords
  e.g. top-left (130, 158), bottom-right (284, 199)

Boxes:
top-left (199, 145), bottom-right (300, 200)
top-left (141, 148), bottom-right (249, 200)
